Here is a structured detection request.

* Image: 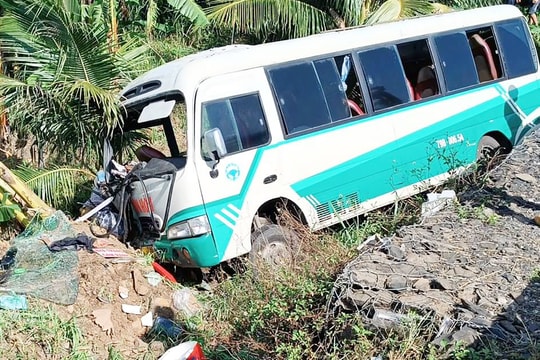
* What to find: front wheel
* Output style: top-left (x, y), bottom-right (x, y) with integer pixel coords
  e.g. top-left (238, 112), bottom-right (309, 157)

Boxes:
top-left (476, 136), bottom-right (507, 170)
top-left (249, 224), bottom-right (300, 274)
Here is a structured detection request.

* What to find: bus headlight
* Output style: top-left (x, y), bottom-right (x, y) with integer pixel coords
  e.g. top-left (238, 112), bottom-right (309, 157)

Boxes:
top-left (167, 215), bottom-right (211, 240)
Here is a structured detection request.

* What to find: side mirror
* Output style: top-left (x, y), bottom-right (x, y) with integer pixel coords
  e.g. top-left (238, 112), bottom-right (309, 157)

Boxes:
top-left (203, 128), bottom-right (227, 160)
top-left (203, 128), bottom-right (227, 178)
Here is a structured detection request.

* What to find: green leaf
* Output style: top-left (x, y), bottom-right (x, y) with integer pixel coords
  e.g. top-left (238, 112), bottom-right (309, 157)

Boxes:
top-left (0, 193), bottom-right (20, 223)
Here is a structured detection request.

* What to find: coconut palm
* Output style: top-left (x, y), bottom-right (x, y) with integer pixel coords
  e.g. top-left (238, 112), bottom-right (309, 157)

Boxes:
top-left (204, 0), bottom-right (436, 41)
top-left (0, 0), bottom-right (150, 168)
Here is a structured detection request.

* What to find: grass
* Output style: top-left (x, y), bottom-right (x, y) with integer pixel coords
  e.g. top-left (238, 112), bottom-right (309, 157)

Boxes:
top-left (0, 178), bottom-right (529, 360)
top-left (0, 302), bottom-right (92, 360)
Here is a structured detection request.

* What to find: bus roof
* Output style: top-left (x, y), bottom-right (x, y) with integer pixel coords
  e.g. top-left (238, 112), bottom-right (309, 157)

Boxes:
top-left (120, 5), bottom-right (523, 108)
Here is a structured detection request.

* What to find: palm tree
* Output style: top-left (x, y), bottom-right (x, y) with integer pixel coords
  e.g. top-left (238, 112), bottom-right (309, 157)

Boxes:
top-left (0, 0), bottom-right (150, 168)
top-left (204, 0), bottom-right (436, 41)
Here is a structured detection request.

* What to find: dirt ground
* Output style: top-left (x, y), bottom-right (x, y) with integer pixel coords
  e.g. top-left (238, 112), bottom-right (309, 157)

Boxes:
top-left (10, 223), bottom-right (192, 360)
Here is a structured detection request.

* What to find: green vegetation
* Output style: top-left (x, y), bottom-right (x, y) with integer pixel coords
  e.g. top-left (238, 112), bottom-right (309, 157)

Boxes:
top-left (0, 304), bottom-right (92, 359)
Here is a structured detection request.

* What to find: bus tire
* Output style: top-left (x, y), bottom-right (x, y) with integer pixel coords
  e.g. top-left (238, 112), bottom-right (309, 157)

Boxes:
top-left (249, 224), bottom-right (299, 274)
top-left (476, 135), bottom-right (502, 161)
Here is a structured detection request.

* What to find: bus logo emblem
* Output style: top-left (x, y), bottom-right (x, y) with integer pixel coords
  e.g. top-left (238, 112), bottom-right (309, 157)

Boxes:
top-left (226, 163), bottom-right (240, 181)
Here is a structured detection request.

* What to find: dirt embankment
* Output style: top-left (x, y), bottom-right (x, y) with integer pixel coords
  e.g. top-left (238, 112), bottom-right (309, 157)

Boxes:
top-left (332, 130), bottom-right (540, 357)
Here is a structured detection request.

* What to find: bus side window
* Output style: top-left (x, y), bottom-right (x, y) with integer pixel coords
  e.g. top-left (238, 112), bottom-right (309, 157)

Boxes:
top-left (496, 19), bottom-right (537, 79)
top-left (434, 32), bottom-right (479, 92)
top-left (357, 46), bottom-right (411, 111)
top-left (466, 27), bottom-right (502, 83)
top-left (230, 94), bottom-right (270, 149)
top-left (201, 94), bottom-right (270, 157)
top-left (268, 63), bottom-right (332, 134)
top-left (397, 39), bottom-right (439, 100)
top-left (331, 55), bottom-right (366, 116)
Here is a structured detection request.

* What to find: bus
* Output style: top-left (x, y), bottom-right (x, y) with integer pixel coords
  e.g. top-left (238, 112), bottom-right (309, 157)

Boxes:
top-left (114, 5), bottom-right (540, 269)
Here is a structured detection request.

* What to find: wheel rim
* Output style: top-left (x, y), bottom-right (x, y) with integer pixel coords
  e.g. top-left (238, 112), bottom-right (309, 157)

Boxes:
top-left (259, 241), bottom-right (292, 267)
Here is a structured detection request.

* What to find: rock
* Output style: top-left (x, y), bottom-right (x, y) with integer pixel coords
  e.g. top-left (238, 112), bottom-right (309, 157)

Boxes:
top-left (515, 173), bottom-right (536, 183)
top-left (132, 269), bottom-right (150, 296)
top-left (413, 278), bottom-right (431, 292)
top-left (431, 278), bottom-right (454, 291)
top-left (451, 326), bottom-right (480, 346)
top-left (386, 245), bottom-right (406, 261)
top-left (350, 270), bottom-right (379, 289)
top-left (385, 275), bottom-right (407, 291)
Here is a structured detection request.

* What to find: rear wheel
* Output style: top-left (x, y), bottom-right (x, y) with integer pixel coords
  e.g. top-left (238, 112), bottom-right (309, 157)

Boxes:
top-left (249, 224), bottom-right (299, 274)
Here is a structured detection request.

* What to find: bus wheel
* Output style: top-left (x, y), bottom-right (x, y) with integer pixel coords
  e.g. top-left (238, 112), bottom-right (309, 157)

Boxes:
top-left (250, 224), bottom-right (299, 274)
top-left (477, 136), bottom-right (506, 169)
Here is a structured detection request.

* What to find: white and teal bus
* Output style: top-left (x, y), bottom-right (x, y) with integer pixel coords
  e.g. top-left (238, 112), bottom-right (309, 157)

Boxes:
top-left (116, 5), bottom-right (540, 269)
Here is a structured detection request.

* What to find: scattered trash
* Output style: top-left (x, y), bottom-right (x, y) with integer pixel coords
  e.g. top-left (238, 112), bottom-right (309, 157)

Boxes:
top-left (152, 262), bottom-right (177, 283)
top-left (421, 190), bottom-right (456, 217)
top-left (158, 340), bottom-right (206, 360)
top-left (92, 308), bottom-right (113, 333)
top-left (122, 304), bottom-right (142, 315)
top-left (371, 308), bottom-right (408, 329)
top-left (93, 248), bottom-right (130, 258)
top-left (195, 280), bottom-right (212, 292)
top-left (141, 311), bottom-right (154, 327)
top-left (42, 233), bottom-right (95, 252)
top-left (172, 288), bottom-right (203, 318)
top-left (0, 293), bottom-right (27, 310)
top-left (118, 286), bottom-right (129, 299)
top-left (149, 316), bottom-right (183, 339)
top-left (0, 247), bottom-right (17, 283)
top-left (145, 271), bottom-right (162, 286)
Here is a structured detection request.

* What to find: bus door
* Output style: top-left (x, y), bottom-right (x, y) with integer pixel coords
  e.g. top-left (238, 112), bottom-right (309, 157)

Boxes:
top-left (194, 68), bottom-right (280, 260)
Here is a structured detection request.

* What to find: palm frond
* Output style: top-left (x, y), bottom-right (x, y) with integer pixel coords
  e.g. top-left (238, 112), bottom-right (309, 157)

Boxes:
top-left (14, 164), bottom-right (94, 209)
top-left (168, 0), bottom-right (210, 26)
top-left (366, 0), bottom-right (433, 24)
top-left (206, 0), bottom-right (330, 38)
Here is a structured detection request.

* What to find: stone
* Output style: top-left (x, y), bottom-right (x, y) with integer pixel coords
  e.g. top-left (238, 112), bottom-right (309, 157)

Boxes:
top-left (413, 278), bottom-right (432, 292)
top-left (432, 278), bottom-right (454, 291)
top-left (132, 269), bottom-right (150, 296)
top-left (386, 245), bottom-right (406, 261)
top-left (451, 326), bottom-right (480, 346)
top-left (344, 289), bottom-right (371, 308)
top-left (385, 275), bottom-right (407, 292)
top-left (516, 173), bottom-right (536, 183)
top-left (350, 270), bottom-right (379, 289)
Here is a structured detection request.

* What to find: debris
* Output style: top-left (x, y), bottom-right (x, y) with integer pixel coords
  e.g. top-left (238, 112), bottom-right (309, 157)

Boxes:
top-left (172, 288), bottom-right (203, 318)
top-left (92, 308), bottom-right (113, 333)
top-left (0, 293), bottom-right (27, 310)
top-left (141, 311), bottom-right (154, 327)
top-left (157, 340), bottom-right (206, 360)
top-left (42, 233), bottom-right (95, 252)
top-left (122, 304), bottom-right (142, 315)
top-left (93, 248), bottom-right (130, 258)
top-left (145, 271), bottom-right (162, 286)
top-left (118, 286), bottom-right (129, 299)
top-left (421, 189), bottom-right (456, 217)
top-left (148, 316), bottom-right (183, 339)
top-left (534, 214), bottom-right (540, 226)
top-left (371, 308), bottom-right (408, 329)
top-left (152, 262), bottom-right (177, 283)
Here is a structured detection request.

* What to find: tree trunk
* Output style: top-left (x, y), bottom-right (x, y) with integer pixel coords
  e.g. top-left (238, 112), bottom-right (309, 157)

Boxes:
top-left (0, 161), bottom-right (54, 217)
